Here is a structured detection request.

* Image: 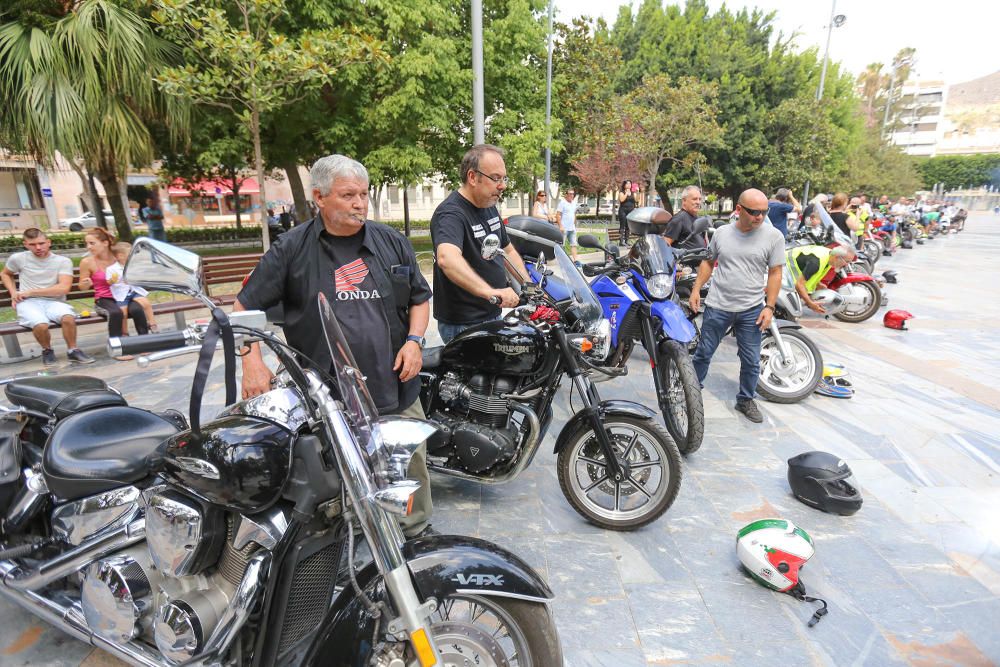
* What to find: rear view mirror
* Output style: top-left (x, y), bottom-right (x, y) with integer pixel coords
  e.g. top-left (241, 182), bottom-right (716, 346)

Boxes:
top-left (692, 216), bottom-right (711, 235)
top-left (123, 238), bottom-right (205, 297)
top-left (578, 234), bottom-right (602, 249)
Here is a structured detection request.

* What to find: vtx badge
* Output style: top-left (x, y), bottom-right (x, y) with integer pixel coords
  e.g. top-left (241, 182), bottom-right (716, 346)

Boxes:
top-left (452, 572), bottom-right (505, 586)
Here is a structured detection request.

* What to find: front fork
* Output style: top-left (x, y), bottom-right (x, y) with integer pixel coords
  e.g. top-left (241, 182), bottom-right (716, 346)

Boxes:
top-left (553, 327), bottom-right (626, 482)
top-left (767, 320), bottom-right (793, 365)
top-left (638, 307), bottom-right (671, 417)
top-left (306, 373), bottom-right (442, 664)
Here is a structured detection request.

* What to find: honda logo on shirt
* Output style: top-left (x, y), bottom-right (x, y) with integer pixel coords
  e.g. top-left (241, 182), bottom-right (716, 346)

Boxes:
top-left (334, 258), bottom-right (381, 301)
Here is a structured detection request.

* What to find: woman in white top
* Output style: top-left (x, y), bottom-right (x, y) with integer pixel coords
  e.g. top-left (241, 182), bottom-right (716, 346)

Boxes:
top-left (532, 190), bottom-right (555, 223)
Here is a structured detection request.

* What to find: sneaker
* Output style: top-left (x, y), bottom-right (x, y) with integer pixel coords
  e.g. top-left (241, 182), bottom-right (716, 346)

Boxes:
top-left (67, 348), bottom-right (95, 364)
top-left (41, 348), bottom-right (56, 366)
top-left (735, 399), bottom-right (763, 423)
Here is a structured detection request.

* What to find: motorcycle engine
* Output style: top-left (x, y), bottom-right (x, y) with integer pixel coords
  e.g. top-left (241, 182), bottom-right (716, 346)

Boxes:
top-left (433, 373), bottom-right (521, 473)
top-left (79, 488), bottom-right (265, 664)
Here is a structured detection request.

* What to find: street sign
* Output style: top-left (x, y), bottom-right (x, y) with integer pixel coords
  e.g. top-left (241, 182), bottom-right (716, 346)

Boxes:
top-left (41, 188), bottom-right (53, 197)
top-left (215, 186), bottom-right (222, 195)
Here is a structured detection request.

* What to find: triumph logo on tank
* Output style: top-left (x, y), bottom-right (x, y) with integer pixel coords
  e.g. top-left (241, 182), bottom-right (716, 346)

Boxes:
top-left (494, 343), bottom-right (531, 356)
top-left (334, 258), bottom-right (381, 300)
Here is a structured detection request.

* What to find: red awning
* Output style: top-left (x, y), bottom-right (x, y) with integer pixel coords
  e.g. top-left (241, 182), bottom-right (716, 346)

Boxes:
top-left (167, 177), bottom-right (260, 197)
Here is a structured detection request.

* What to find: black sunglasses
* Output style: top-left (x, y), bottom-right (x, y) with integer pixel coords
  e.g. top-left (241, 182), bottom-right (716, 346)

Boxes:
top-left (739, 204), bottom-right (768, 217)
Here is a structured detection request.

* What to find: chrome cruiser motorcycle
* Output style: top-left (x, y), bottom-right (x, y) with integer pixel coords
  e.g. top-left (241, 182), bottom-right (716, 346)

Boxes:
top-left (0, 239), bottom-right (561, 666)
top-left (420, 234), bottom-right (682, 531)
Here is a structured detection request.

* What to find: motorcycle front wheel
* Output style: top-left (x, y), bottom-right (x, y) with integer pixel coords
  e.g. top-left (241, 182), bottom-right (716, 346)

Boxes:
top-left (427, 594), bottom-right (562, 667)
top-left (863, 240), bottom-right (881, 265)
top-left (833, 281), bottom-right (881, 323)
top-left (556, 416), bottom-right (682, 530)
top-left (654, 339), bottom-right (704, 455)
top-left (757, 328), bottom-right (823, 403)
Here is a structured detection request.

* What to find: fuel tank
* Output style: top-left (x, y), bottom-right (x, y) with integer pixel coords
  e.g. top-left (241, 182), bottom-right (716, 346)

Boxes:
top-left (160, 415), bottom-right (295, 513)
top-left (442, 320), bottom-right (546, 376)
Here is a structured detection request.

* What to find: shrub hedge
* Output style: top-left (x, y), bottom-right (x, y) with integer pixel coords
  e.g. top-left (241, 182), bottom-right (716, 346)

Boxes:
top-left (0, 226), bottom-right (264, 252)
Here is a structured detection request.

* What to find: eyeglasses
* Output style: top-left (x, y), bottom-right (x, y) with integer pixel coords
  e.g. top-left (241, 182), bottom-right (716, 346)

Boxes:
top-left (475, 170), bottom-right (509, 185)
top-left (739, 204), bottom-right (768, 217)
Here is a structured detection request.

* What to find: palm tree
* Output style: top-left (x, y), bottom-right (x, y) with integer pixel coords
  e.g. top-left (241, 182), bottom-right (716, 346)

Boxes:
top-left (0, 0), bottom-right (187, 240)
top-left (857, 63), bottom-right (886, 129)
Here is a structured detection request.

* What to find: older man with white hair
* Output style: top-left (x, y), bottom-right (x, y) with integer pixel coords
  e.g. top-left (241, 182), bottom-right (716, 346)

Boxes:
top-left (235, 154), bottom-right (435, 536)
top-left (786, 243), bottom-right (857, 314)
top-left (663, 185), bottom-right (707, 249)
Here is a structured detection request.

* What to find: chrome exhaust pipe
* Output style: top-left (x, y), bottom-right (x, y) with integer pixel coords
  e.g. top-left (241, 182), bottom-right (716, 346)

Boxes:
top-left (0, 566), bottom-right (165, 667)
top-left (2, 518), bottom-right (145, 591)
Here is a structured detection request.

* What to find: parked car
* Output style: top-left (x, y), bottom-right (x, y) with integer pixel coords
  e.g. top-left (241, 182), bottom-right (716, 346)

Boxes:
top-left (575, 201), bottom-right (592, 214)
top-left (59, 210), bottom-right (141, 231)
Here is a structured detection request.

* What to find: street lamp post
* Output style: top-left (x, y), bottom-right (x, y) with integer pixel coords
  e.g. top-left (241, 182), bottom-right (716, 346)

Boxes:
top-left (805, 1), bottom-right (845, 203)
top-left (544, 0), bottom-right (554, 201)
top-left (471, 0), bottom-right (485, 145)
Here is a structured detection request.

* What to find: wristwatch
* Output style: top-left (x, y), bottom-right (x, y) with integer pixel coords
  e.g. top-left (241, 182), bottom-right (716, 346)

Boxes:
top-left (406, 334), bottom-right (426, 349)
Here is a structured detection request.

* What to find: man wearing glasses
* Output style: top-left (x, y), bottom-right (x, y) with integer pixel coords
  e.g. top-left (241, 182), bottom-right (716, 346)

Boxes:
top-left (431, 144), bottom-right (529, 343)
top-left (688, 188), bottom-right (785, 424)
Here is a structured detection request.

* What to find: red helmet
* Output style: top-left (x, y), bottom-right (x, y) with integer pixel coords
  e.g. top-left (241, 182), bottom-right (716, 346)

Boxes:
top-left (883, 309), bottom-right (914, 330)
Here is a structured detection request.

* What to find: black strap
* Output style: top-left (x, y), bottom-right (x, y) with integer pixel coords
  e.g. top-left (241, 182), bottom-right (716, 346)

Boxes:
top-left (789, 581), bottom-right (829, 627)
top-left (188, 307), bottom-right (237, 435)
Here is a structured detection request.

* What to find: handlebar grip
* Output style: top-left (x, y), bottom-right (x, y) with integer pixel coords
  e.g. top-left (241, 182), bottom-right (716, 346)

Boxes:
top-left (108, 330), bottom-right (190, 357)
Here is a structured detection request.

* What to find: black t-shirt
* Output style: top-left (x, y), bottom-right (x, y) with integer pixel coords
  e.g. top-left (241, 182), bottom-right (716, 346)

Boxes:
top-left (431, 191), bottom-right (511, 324)
top-left (830, 212), bottom-right (851, 237)
top-left (662, 210), bottom-right (706, 249)
top-left (319, 229), bottom-right (396, 412)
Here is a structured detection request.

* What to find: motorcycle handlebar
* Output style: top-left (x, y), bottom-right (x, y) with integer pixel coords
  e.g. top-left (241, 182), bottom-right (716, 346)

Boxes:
top-left (108, 329), bottom-right (192, 357)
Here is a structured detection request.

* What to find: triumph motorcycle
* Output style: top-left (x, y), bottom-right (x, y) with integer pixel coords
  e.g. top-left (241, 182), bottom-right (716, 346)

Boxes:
top-left (420, 234), bottom-right (682, 531)
top-left (0, 239), bottom-right (561, 667)
top-left (505, 211), bottom-right (705, 455)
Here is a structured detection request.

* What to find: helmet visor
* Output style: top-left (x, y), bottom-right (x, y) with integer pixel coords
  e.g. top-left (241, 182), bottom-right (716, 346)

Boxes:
top-left (817, 474), bottom-right (859, 500)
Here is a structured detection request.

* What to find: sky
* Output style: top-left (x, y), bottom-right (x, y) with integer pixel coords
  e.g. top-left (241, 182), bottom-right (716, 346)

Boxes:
top-left (553, 0), bottom-right (997, 86)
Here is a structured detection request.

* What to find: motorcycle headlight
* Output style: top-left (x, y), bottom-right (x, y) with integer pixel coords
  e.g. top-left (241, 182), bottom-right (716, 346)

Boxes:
top-left (647, 272), bottom-right (674, 299)
top-left (588, 318), bottom-right (612, 360)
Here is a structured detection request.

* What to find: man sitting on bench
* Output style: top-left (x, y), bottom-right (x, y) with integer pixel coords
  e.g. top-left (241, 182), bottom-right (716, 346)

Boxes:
top-left (1, 228), bottom-right (95, 366)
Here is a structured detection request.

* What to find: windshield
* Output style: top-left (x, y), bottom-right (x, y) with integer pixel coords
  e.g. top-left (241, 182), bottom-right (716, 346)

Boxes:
top-left (550, 244), bottom-right (602, 327)
top-left (317, 292), bottom-right (376, 447)
top-left (631, 233), bottom-right (677, 277)
top-left (816, 205), bottom-right (855, 246)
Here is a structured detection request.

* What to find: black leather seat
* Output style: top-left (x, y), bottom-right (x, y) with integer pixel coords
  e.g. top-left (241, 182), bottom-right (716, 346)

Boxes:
top-left (5, 375), bottom-right (127, 420)
top-left (422, 346), bottom-right (443, 370)
top-left (43, 405), bottom-right (181, 499)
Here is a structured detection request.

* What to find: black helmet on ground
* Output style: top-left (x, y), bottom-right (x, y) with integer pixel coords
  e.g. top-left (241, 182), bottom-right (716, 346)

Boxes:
top-left (787, 451), bottom-right (862, 516)
top-left (881, 270), bottom-right (898, 284)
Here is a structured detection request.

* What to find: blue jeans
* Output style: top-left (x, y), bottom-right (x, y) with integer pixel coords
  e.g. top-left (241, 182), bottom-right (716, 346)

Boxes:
top-left (692, 304), bottom-right (763, 402)
top-left (147, 226), bottom-right (166, 242)
top-left (438, 315), bottom-right (500, 344)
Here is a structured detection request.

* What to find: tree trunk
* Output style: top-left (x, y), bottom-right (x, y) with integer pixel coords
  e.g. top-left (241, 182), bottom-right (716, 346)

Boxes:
top-left (371, 185), bottom-right (383, 222)
top-left (251, 108), bottom-right (271, 251)
top-left (282, 159), bottom-right (310, 222)
top-left (231, 169), bottom-right (243, 230)
top-left (94, 164), bottom-right (133, 242)
top-left (68, 160), bottom-right (105, 227)
top-left (402, 184), bottom-right (411, 237)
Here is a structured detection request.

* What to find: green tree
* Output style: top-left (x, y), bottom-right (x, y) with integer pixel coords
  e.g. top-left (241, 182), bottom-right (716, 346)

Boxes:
top-left (623, 74), bottom-right (723, 201)
top-left (836, 128), bottom-right (921, 196)
top-left (915, 153), bottom-right (1000, 190)
top-left (756, 97), bottom-right (842, 193)
top-left (0, 0), bottom-right (188, 240)
top-left (152, 0), bottom-right (382, 248)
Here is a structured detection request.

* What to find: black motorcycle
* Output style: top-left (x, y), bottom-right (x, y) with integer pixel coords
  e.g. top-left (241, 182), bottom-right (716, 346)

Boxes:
top-left (0, 239), bottom-right (561, 666)
top-left (421, 234), bottom-right (682, 531)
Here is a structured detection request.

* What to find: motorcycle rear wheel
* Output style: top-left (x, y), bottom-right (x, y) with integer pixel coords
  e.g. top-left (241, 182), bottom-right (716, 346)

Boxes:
top-left (757, 328), bottom-right (823, 404)
top-left (654, 339), bottom-right (704, 455)
top-left (863, 240), bottom-right (881, 265)
top-left (556, 416), bottom-right (681, 531)
top-left (833, 281), bottom-right (881, 323)
top-left (428, 594), bottom-right (562, 667)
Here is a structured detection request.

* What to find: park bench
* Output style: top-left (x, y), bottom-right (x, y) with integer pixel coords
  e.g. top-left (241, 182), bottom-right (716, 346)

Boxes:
top-left (0, 253), bottom-right (262, 363)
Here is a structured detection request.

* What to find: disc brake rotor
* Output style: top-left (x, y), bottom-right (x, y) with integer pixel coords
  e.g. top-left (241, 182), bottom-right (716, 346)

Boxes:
top-left (582, 432), bottom-right (652, 496)
top-left (433, 621), bottom-right (509, 667)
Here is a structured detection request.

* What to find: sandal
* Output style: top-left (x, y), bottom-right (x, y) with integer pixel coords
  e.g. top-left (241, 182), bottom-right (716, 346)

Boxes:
top-left (114, 355), bottom-right (135, 362)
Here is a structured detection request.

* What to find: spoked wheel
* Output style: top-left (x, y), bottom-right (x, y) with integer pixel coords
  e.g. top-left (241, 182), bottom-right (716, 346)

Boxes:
top-left (757, 328), bottom-right (823, 403)
top-left (833, 281), bottom-right (881, 323)
top-left (654, 339), bottom-right (704, 454)
top-left (863, 240), bottom-right (881, 265)
top-left (429, 594), bottom-right (562, 667)
top-left (557, 416), bottom-right (681, 530)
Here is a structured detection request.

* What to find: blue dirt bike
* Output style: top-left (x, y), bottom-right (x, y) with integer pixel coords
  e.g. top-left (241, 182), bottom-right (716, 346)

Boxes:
top-left (507, 212), bottom-right (705, 454)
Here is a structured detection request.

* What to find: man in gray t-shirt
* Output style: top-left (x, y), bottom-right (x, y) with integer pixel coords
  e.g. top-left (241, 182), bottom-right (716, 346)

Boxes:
top-left (689, 189), bottom-right (784, 423)
top-left (1, 228), bottom-right (94, 365)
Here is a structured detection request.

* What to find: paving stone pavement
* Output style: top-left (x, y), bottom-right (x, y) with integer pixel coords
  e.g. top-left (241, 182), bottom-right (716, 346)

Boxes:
top-left (1, 216), bottom-right (998, 666)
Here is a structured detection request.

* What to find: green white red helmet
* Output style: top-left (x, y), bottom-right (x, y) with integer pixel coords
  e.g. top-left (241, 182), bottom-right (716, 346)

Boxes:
top-left (736, 518), bottom-right (815, 592)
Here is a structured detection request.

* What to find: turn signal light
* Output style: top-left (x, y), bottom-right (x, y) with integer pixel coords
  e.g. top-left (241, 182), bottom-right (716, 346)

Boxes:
top-left (411, 627), bottom-right (437, 666)
top-left (372, 480), bottom-right (421, 516)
